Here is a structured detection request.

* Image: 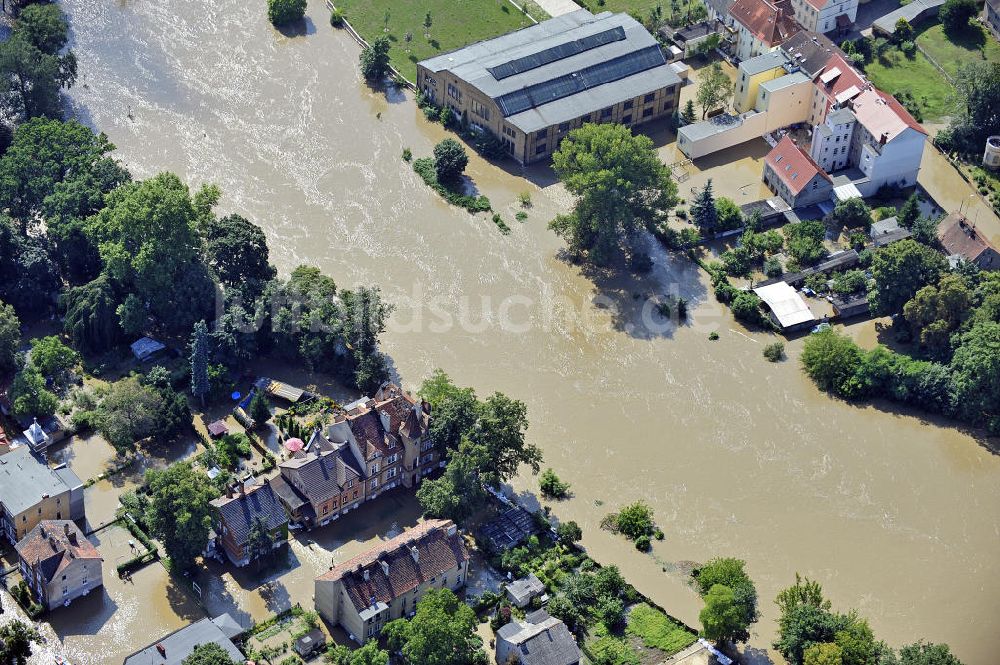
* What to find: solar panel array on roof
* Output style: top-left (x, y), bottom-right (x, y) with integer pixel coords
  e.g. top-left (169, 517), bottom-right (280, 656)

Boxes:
top-left (496, 44), bottom-right (665, 116)
top-left (487, 26), bottom-right (627, 80)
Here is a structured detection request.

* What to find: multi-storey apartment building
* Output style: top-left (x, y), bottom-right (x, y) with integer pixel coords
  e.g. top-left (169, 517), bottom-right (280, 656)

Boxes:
top-left (416, 10), bottom-right (681, 164)
top-left (0, 446), bottom-right (84, 545)
top-left (16, 520), bottom-right (102, 611)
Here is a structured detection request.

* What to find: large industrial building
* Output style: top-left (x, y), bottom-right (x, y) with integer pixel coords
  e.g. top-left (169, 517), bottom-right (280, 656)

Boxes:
top-left (416, 10), bottom-right (682, 164)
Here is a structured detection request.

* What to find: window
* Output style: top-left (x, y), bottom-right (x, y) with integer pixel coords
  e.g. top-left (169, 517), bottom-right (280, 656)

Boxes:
top-left (643, 93), bottom-right (655, 103)
top-left (353, 490), bottom-right (359, 499)
top-left (370, 478), bottom-right (378, 490)
top-left (622, 114), bottom-right (632, 124)
top-left (447, 83), bottom-right (461, 101)
top-left (371, 463), bottom-right (380, 474)
top-left (663, 102), bottom-right (671, 112)
top-left (347, 480), bottom-right (354, 489)
top-left (624, 100), bottom-right (634, 110)
top-left (387, 467), bottom-right (398, 479)
top-left (535, 144), bottom-right (547, 155)
top-left (581, 114), bottom-right (591, 122)
top-left (536, 130), bottom-right (547, 140)
top-left (421, 440), bottom-right (434, 451)
top-left (558, 122), bottom-right (570, 132)
top-left (600, 107), bottom-right (612, 119)
top-left (642, 108), bottom-right (653, 118)
top-left (323, 504), bottom-right (329, 514)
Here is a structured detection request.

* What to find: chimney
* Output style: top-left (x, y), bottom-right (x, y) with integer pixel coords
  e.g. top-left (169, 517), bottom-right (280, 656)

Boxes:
top-left (156, 643), bottom-right (166, 658)
top-left (380, 560), bottom-right (390, 577)
top-left (239, 483), bottom-right (246, 498)
top-left (226, 484), bottom-right (233, 499)
top-left (410, 546), bottom-right (419, 563)
top-left (880, 132), bottom-right (888, 145)
top-left (363, 568), bottom-right (370, 581)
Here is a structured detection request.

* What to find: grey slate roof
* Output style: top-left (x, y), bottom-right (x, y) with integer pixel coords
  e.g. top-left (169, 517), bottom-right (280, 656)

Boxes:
top-left (210, 482), bottom-right (287, 547)
top-left (0, 446), bottom-right (81, 517)
top-left (497, 614), bottom-right (580, 665)
top-left (122, 614), bottom-right (244, 665)
top-left (873, 0), bottom-right (945, 34)
top-left (279, 444), bottom-right (362, 505)
top-left (779, 31), bottom-right (842, 77)
top-left (419, 10), bottom-right (681, 134)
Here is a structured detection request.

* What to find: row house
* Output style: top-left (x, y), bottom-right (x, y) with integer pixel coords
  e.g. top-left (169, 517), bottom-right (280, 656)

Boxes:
top-left (209, 481), bottom-right (289, 566)
top-left (788, 0), bottom-right (857, 34)
top-left (728, 0), bottom-right (801, 61)
top-left (314, 520), bottom-right (469, 644)
top-left (268, 383), bottom-right (441, 529)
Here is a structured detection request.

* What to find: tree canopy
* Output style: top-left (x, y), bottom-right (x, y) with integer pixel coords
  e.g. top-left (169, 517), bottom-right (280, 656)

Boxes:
top-left (696, 62), bottom-right (733, 118)
top-left (181, 643), bottom-right (239, 665)
top-left (203, 213), bottom-right (276, 301)
top-left (0, 299), bottom-right (20, 372)
top-left (360, 35), bottom-right (391, 81)
top-left (267, 0), bottom-right (306, 26)
top-left (383, 588), bottom-right (486, 665)
top-left (0, 619), bottom-right (41, 665)
top-left (550, 123), bottom-right (677, 265)
top-left (145, 462), bottom-right (217, 569)
top-left (695, 557), bottom-right (758, 641)
top-left (0, 3), bottom-right (77, 122)
top-left (433, 138), bottom-right (469, 183)
top-left (868, 239), bottom-right (947, 315)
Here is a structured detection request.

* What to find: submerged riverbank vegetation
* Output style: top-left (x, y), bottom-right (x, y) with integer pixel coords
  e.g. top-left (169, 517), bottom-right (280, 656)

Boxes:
top-left (412, 138), bottom-right (494, 216)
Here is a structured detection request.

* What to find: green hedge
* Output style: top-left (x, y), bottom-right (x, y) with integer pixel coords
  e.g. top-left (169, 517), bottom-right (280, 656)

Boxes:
top-left (413, 158), bottom-right (491, 213)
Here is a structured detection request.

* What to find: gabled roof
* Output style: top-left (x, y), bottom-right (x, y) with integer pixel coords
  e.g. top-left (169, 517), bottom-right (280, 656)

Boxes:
top-left (0, 446), bottom-right (81, 517)
top-left (813, 52), bottom-right (867, 105)
top-left (765, 135), bottom-right (832, 195)
top-left (280, 444), bottom-right (362, 505)
top-left (317, 520), bottom-right (468, 612)
top-left (849, 88), bottom-right (927, 142)
top-left (16, 520), bottom-right (101, 584)
top-left (938, 213), bottom-right (1000, 267)
top-left (210, 482), bottom-right (288, 547)
top-left (497, 612), bottom-right (580, 665)
top-left (729, 0), bottom-right (800, 46)
top-left (122, 615), bottom-right (245, 665)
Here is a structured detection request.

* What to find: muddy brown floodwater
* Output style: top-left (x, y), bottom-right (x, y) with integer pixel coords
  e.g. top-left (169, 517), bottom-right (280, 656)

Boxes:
top-left (29, 0), bottom-right (1000, 661)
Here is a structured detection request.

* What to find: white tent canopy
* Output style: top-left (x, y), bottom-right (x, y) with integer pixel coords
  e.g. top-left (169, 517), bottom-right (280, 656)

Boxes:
top-left (753, 282), bottom-right (816, 329)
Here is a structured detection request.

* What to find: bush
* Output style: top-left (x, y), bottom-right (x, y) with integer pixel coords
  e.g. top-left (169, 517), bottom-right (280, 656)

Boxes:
top-left (607, 500), bottom-right (655, 541)
top-left (402, 147), bottom-right (412, 162)
top-left (556, 520), bottom-right (583, 545)
top-left (634, 534), bottom-right (651, 551)
top-left (329, 8), bottom-right (344, 26)
top-left (359, 36), bottom-right (391, 81)
top-left (763, 256), bottom-right (783, 277)
top-left (540, 468), bottom-right (571, 499)
top-left (515, 211), bottom-right (528, 221)
top-left (709, 331), bottom-right (719, 340)
top-left (268, 0), bottom-right (306, 26)
top-left (433, 138), bottom-right (469, 183)
top-left (763, 342), bottom-right (785, 362)
top-left (518, 191), bottom-right (532, 207)
top-left (412, 158), bottom-right (491, 213)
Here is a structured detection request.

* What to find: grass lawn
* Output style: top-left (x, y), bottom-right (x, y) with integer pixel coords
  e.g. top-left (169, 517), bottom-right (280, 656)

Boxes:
top-left (334, 0), bottom-right (542, 82)
top-left (914, 21), bottom-right (1000, 79)
top-left (863, 47), bottom-right (954, 122)
top-left (581, 0), bottom-right (705, 23)
top-left (625, 603), bottom-right (698, 655)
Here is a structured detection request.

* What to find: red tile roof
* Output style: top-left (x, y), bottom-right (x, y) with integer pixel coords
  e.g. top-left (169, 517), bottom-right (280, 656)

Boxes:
top-left (937, 213), bottom-right (1000, 267)
top-left (16, 520), bottom-right (102, 583)
top-left (765, 135), bottom-right (831, 195)
top-left (730, 0), bottom-right (800, 46)
top-left (317, 520), bottom-right (468, 612)
top-left (813, 53), bottom-right (867, 110)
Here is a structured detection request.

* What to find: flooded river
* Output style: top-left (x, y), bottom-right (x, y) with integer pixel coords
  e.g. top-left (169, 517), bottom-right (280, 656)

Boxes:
top-left (31, 0), bottom-right (1000, 661)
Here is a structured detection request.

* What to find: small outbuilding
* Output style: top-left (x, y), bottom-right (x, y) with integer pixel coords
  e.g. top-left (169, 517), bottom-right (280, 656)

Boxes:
top-left (294, 628), bottom-right (327, 659)
top-left (506, 573), bottom-right (546, 608)
top-left (753, 282), bottom-right (817, 332)
top-left (130, 337), bottom-right (166, 363)
top-left (207, 420), bottom-right (230, 439)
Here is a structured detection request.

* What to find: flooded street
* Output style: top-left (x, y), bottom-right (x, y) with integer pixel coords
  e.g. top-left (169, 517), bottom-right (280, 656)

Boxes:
top-left (37, 0), bottom-right (1000, 661)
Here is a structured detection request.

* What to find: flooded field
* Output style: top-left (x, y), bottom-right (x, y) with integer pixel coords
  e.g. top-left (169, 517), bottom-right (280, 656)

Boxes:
top-left (38, 0), bottom-right (1000, 662)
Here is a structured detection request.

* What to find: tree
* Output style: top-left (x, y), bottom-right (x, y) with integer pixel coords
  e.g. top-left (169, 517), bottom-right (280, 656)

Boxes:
top-left (939, 0), bottom-right (978, 32)
top-left (776, 573), bottom-right (831, 615)
top-left (680, 99), bottom-right (697, 125)
top-left (903, 274), bottom-right (971, 355)
top-left (86, 173), bottom-right (216, 331)
top-left (613, 500), bottom-right (655, 540)
top-left (716, 196), bottom-right (742, 231)
top-left (800, 329), bottom-right (863, 396)
top-left (893, 18), bottom-right (914, 42)
top-left (0, 299), bottom-right (20, 372)
top-left (94, 377), bottom-right (165, 450)
top-left (897, 193), bottom-right (920, 229)
top-left (190, 320), bottom-right (210, 407)
top-left (181, 643), bottom-right (239, 665)
top-left (0, 7), bottom-right (76, 123)
top-left (700, 585), bottom-right (745, 644)
top-left (828, 198), bottom-right (871, 230)
top-left (467, 391), bottom-right (539, 487)
top-left (248, 390), bottom-right (271, 424)
top-left (805, 643), bottom-right (844, 665)
top-left (696, 62), bottom-right (732, 118)
top-left (784, 219), bottom-right (827, 266)
top-left (423, 12), bottom-right (433, 37)
top-left (943, 62), bottom-right (1000, 153)
top-left (9, 365), bottom-right (58, 418)
top-left (0, 619), bottom-right (41, 665)
top-left (556, 520), bottom-right (583, 546)
top-left (539, 468), bottom-right (571, 499)
top-left (416, 440), bottom-right (488, 521)
top-left (145, 462), bottom-right (217, 569)
top-left (28, 335), bottom-right (78, 379)
top-left (62, 275), bottom-right (122, 353)
top-left (695, 557), bottom-right (759, 640)
top-left (267, 0), bottom-right (306, 26)
top-left (691, 179), bottom-right (719, 232)
top-left (895, 641), bottom-right (965, 665)
top-left (382, 588), bottom-right (485, 665)
top-left (950, 322), bottom-right (1000, 428)
top-left (551, 123), bottom-right (677, 265)
top-left (327, 641), bottom-right (390, 665)
top-left (868, 239), bottom-right (946, 315)
top-left (203, 214), bottom-right (276, 300)
top-left (433, 138), bottom-right (469, 183)
top-left (420, 370), bottom-right (478, 455)
top-left (360, 35), bottom-right (391, 81)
